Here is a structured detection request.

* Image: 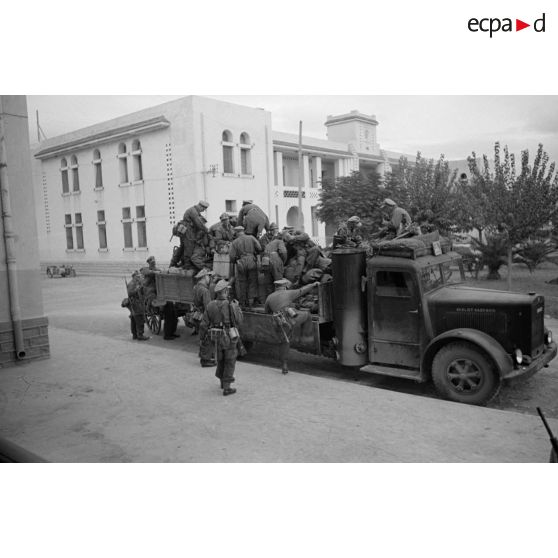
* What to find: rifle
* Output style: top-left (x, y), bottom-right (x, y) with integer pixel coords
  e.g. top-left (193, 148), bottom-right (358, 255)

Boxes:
top-left (536, 407), bottom-right (558, 462)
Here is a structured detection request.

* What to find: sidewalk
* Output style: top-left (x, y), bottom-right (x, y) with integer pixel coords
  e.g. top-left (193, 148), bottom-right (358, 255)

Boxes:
top-left (0, 326), bottom-right (556, 462)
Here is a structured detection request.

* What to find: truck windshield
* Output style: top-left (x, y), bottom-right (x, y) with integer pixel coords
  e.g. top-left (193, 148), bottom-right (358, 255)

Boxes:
top-left (420, 259), bottom-right (464, 292)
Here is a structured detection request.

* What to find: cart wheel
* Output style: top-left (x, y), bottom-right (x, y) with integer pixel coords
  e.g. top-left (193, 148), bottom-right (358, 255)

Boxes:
top-left (46, 268), bottom-right (53, 278)
top-left (145, 299), bottom-right (162, 335)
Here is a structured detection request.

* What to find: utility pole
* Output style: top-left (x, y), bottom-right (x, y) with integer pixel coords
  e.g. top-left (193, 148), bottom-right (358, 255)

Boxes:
top-left (36, 110), bottom-right (46, 142)
top-left (297, 120), bottom-right (303, 230)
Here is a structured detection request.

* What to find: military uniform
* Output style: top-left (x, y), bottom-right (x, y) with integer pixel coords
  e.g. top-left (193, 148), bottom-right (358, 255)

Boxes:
top-left (199, 285), bottom-right (244, 395)
top-left (264, 281), bottom-right (319, 373)
top-left (126, 274), bottom-right (149, 340)
top-left (140, 259), bottom-right (160, 302)
top-left (209, 218), bottom-right (235, 254)
top-left (381, 199), bottom-right (411, 237)
top-left (262, 237), bottom-right (287, 296)
top-left (390, 206), bottom-right (412, 235)
top-left (193, 273), bottom-right (215, 366)
top-left (182, 202), bottom-right (209, 260)
top-left (229, 229), bottom-right (262, 306)
top-left (333, 219), bottom-right (363, 249)
top-left (190, 229), bottom-right (212, 271)
top-left (237, 202), bottom-right (270, 237)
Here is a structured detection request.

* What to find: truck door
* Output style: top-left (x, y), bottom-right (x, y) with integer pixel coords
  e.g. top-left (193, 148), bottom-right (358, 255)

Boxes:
top-left (369, 269), bottom-right (421, 368)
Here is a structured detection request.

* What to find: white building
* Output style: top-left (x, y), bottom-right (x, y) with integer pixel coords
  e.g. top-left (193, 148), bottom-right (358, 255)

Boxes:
top-left (33, 97), bottom-right (406, 272)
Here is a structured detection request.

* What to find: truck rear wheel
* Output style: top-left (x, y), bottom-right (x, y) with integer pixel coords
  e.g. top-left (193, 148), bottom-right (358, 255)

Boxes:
top-left (432, 342), bottom-right (500, 406)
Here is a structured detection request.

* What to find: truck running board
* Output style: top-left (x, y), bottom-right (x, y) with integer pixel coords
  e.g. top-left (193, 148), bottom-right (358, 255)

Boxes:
top-left (359, 364), bottom-right (423, 382)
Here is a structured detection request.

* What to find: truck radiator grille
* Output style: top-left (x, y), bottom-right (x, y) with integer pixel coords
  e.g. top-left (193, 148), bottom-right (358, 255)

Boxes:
top-left (445, 311), bottom-right (507, 334)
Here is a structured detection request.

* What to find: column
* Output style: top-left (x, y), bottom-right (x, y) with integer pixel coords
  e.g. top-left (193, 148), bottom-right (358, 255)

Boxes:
top-left (275, 151), bottom-right (284, 187)
top-left (334, 158), bottom-right (343, 179)
top-left (303, 154), bottom-right (310, 189)
top-left (312, 156), bottom-right (322, 188)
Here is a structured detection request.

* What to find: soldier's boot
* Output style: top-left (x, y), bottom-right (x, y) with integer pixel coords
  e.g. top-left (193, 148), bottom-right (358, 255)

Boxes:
top-left (223, 387), bottom-right (237, 396)
top-left (282, 360), bottom-right (289, 375)
top-left (201, 359), bottom-right (216, 367)
top-left (136, 325), bottom-right (150, 341)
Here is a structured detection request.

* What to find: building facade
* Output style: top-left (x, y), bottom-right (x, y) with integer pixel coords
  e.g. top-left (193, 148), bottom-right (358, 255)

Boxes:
top-left (34, 97), bottom-right (405, 272)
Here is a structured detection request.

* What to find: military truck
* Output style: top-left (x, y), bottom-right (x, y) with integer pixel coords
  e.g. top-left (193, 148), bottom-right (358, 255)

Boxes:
top-left (155, 239), bottom-right (557, 406)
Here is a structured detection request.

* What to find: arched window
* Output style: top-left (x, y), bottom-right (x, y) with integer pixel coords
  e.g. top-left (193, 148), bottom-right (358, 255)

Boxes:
top-left (240, 132), bottom-right (252, 175)
top-left (70, 155), bottom-right (80, 192)
top-left (60, 158), bottom-right (69, 194)
top-left (93, 149), bottom-right (103, 189)
top-left (131, 139), bottom-right (143, 181)
top-left (222, 130), bottom-right (234, 174)
top-left (118, 142), bottom-right (129, 184)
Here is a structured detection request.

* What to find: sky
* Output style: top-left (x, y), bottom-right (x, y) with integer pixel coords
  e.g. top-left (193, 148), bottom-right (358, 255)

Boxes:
top-left (27, 95), bottom-right (558, 164)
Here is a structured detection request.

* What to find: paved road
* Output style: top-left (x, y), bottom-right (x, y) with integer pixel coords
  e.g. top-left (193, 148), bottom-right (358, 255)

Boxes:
top-left (42, 275), bottom-right (558, 419)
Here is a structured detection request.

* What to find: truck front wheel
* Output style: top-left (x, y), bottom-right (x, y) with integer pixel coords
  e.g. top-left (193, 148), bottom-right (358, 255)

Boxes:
top-left (432, 342), bottom-right (500, 406)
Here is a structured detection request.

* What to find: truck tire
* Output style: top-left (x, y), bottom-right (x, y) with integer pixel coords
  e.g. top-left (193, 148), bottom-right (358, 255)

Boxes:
top-left (432, 342), bottom-right (500, 406)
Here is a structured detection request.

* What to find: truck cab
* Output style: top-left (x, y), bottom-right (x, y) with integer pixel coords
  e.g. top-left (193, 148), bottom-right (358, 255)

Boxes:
top-left (340, 249), bottom-right (557, 405)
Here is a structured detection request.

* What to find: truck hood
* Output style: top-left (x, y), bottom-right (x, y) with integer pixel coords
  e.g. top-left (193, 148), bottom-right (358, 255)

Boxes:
top-left (426, 285), bottom-right (541, 307)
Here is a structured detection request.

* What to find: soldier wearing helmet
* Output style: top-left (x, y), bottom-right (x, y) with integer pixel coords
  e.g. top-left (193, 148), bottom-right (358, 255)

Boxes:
top-left (199, 280), bottom-right (244, 396)
top-left (209, 212), bottom-right (235, 254)
top-left (259, 222), bottom-right (279, 250)
top-left (333, 215), bottom-right (363, 249)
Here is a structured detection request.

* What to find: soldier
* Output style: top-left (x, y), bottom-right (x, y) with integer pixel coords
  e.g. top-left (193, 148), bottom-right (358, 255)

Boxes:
top-left (199, 280), bottom-right (244, 396)
top-left (126, 271), bottom-right (150, 341)
top-left (381, 198), bottom-right (411, 236)
top-left (194, 268), bottom-right (216, 366)
top-left (259, 222), bottom-right (279, 250)
top-left (264, 279), bottom-right (320, 374)
top-left (229, 225), bottom-right (262, 306)
top-left (237, 200), bottom-right (270, 237)
top-left (209, 212), bottom-right (235, 254)
top-left (262, 230), bottom-right (288, 297)
top-left (190, 227), bottom-right (212, 271)
top-left (169, 221), bottom-right (187, 268)
top-left (140, 256), bottom-right (160, 302)
top-left (333, 216), bottom-right (363, 249)
top-left (182, 201), bottom-right (210, 264)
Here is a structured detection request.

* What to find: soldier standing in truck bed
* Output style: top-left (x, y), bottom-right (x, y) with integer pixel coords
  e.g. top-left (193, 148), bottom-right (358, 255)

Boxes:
top-left (182, 201), bottom-right (209, 263)
top-left (381, 198), bottom-right (411, 236)
top-left (209, 212), bottom-right (235, 254)
top-left (264, 279), bottom-right (320, 374)
top-left (229, 225), bottom-right (262, 306)
top-left (259, 222), bottom-right (279, 251)
top-left (333, 216), bottom-right (363, 249)
top-left (261, 228), bottom-right (288, 297)
top-left (237, 200), bottom-right (270, 237)
top-left (199, 280), bottom-right (244, 396)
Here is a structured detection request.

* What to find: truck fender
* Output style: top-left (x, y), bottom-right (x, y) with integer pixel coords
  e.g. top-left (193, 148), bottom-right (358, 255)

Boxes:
top-left (422, 328), bottom-right (513, 379)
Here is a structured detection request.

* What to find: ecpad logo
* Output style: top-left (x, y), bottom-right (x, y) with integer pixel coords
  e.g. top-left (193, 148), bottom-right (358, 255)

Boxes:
top-left (468, 13), bottom-right (546, 37)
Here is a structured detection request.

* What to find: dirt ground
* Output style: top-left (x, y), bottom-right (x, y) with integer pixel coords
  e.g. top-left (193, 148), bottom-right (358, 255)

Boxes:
top-left (39, 274), bottom-right (558, 420)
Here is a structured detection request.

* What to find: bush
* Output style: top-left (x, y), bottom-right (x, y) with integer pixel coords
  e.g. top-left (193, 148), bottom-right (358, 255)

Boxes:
top-left (471, 235), bottom-right (508, 280)
top-left (513, 238), bottom-right (556, 273)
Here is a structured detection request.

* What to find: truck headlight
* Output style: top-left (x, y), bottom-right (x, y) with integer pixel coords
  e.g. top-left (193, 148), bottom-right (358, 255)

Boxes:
top-left (514, 348), bottom-right (523, 365)
top-left (545, 330), bottom-right (553, 345)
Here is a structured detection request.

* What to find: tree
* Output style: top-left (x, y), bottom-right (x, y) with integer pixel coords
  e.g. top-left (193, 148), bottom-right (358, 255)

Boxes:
top-left (391, 153), bottom-right (460, 234)
top-left (466, 143), bottom-right (558, 289)
top-left (316, 171), bottom-right (387, 237)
